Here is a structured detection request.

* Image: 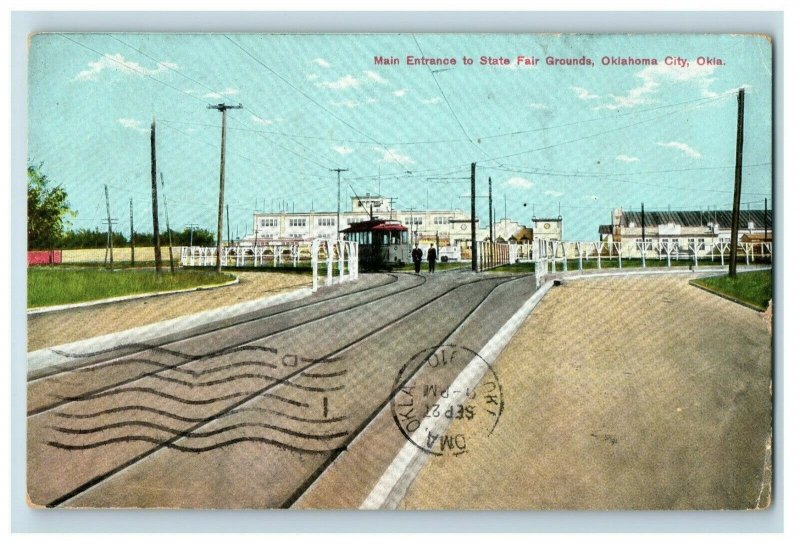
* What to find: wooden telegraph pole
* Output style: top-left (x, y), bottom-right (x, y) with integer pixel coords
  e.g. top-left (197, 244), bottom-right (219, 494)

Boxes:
top-left (104, 184), bottom-right (114, 270)
top-left (729, 88), bottom-right (745, 278)
top-left (488, 176), bottom-right (494, 243)
top-left (331, 168), bottom-right (349, 240)
top-left (208, 103), bottom-right (243, 273)
top-left (160, 172), bottom-right (175, 273)
top-left (129, 198), bottom-right (135, 267)
top-left (470, 162), bottom-right (477, 272)
top-left (150, 119), bottom-right (162, 273)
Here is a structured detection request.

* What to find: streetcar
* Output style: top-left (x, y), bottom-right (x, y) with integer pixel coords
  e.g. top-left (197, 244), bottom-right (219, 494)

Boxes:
top-left (341, 219), bottom-right (411, 270)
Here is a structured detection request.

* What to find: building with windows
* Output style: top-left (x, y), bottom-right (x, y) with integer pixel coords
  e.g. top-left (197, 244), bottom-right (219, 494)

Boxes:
top-left (243, 194), bottom-right (560, 252)
top-left (598, 207), bottom-right (772, 255)
top-left (244, 195), bottom-right (476, 246)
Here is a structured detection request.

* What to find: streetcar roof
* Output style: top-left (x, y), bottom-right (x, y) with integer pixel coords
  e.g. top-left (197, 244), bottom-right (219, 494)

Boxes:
top-left (341, 219), bottom-right (408, 233)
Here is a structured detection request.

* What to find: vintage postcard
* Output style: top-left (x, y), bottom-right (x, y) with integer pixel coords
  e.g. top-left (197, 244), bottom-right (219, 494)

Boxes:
top-left (26, 32), bottom-right (773, 509)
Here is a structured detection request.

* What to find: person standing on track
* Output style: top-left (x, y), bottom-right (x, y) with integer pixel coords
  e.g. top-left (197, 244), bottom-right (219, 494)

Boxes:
top-left (411, 243), bottom-right (423, 274)
top-left (427, 243), bottom-right (437, 273)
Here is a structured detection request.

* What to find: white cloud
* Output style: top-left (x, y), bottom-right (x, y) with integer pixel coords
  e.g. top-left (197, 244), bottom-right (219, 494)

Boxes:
top-left (393, 89), bottom-right (408, 97)
top-left (571, 86), bottom-right (599, 100)
top-left (702, 83), bottom-right (752, 99)
top-left (203, 87), bottom-right (239, 99)
top-left (250, 115), bottom-right (274, 126)
top-left (365, 97), bottom-right (379, 104)
top-left (312, 58), bottom-right (331, 68)
top-left (616, 154), bottom-right (640, 163)
top-left (117, 118), bottom-right (149, 134)
top-left (363, 70), bottom-right (388, 84)
top-left (419, 97), bottom-right (442, 105)
top-left (331, 99), bottom-right (360, 109)
top-left (528, 103), bottom-right (549, 110)
top-left (306, 73), bottom-right (320, 81)
top-left (317, 72), bottom-right (394, 91)
top-left (506, 177), bottom-right (533, 188)
top-left (657, 141), bottom-right (702, 159)
top-left (318, 75), bottom-right (360, 90)
top-left (333, 145), bottom-right (354, 155)
top-left (74, 53), bottom-right (178, 82)
top-left (595, 62), bottom-right (719, 110)
top-left (373, 147), bottom-right (414, 165)
top-left (544, 189), bottom-right (564, 197)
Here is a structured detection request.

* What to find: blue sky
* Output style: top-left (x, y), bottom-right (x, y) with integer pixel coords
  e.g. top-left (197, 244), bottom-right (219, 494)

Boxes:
top-left (28, 33), bottom-right (772, 240)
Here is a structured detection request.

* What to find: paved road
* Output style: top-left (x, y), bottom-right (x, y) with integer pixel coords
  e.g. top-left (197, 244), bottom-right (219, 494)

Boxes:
top-left (28, 271), bottom-right (536, 508)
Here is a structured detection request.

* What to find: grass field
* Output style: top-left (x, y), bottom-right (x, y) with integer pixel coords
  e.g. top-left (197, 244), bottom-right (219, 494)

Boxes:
top-left (28, 267), bottom-right (235, 308)
top-left (690, 270), bottom-right (772, 311)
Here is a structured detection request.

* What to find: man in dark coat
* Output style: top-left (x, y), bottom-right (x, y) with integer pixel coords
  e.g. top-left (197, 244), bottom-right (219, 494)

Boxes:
top-left (411, 243), bottom-right (423, 274)
top-left (427, 244), bottom-right (437, 273)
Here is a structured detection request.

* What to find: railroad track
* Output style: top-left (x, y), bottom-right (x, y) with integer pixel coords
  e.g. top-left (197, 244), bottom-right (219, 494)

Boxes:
top-left (27, 272), bottom-right (535, 508)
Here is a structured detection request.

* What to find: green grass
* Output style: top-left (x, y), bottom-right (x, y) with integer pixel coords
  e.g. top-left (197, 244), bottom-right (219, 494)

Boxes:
top-left (690, 270), bottom-right (772, 311)
top-left (28, 267), bottom-right (235, 308)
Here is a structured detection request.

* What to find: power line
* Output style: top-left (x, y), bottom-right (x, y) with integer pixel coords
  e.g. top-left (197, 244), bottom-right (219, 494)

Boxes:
top-left (411, 34), bottom-right (506, 170)
top-left (58, 34), bottom-right (208, 106)
top-left (105, 34), bottom-right (335, 173)
top-left (223, 34), bottom-right (411, 172)
top-left (475, 94), bottom-right (731, 164)
top-left (493, 162), bottom-right (772, 179)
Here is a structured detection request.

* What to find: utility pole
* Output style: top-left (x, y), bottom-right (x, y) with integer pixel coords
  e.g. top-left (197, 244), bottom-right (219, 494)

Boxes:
top-left (104, 184), bottom-right (114, 270)
top-left (129, 198), bottom-right (135, 267)
top-left (331, 168), bottom-right (349, 240)
top-left (764, 197), bottom-right (768, 257)
top-left (471, 162), bottom-right (477, 273)
top-left (185, 224), bottom-right (199, 248)
top-left (641, 202), bottom-right (646, 267)
top-left (729, 88), bottom-right (745, 278)
top-left (226, 204), bottom-right (231, 246)
top-left (150, 119), bottom-right (162, 273)
top-left (488, 176), bottom-right (494, 243)
top-left (640, 202), bottom-right (646, 244)
top-left (208, 102), bottom-right (243, 273)
top-left (160, 172), bottom-right (175, 273)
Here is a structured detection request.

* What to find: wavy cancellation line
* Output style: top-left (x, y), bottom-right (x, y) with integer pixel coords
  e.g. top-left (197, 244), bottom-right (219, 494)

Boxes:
top-left (50, 419), bottom-right (349, 441)
top-left (53, 405), bottom-right (348, 424)
top-left (55, 386), bottom-right (310, 408)
top-left (62, 348), bottom-right (342, 376)
top-left (145, 371), bottom-right (345, 392)
top-left (47, 435), bottom-right (348, 455)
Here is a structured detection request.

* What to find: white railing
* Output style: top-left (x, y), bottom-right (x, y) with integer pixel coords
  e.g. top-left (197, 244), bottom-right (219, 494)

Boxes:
top-left (528, 239), bottom-right (771, 276)
top-left (179, 240), bottom-right (359, 293)
top-left (310, 239), bottom-right (358, 292)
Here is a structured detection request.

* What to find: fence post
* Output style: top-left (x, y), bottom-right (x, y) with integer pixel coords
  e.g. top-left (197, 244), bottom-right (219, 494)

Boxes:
top-left (326, 240), bottom-right (334, 286)
top-left (311, 239), bottom-right (319, 292)
top-left (338, 241), bottom-right (345, 280)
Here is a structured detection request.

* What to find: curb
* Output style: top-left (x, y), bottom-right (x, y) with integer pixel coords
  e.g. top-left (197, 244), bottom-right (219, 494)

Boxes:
top-left (27, 286), bottom-right (313, 375)
top-left (27, 275), bottom-right (240, 315)
top-left (550, 265), bottom-right (771, 283)
top-left (688, 280), bottom-right (768, 312)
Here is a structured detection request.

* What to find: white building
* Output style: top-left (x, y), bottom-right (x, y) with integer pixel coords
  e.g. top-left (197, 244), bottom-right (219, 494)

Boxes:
top-left (243, 194), bottom-right (560, 250)
top-left (244, 195), bottom-right (475, 245)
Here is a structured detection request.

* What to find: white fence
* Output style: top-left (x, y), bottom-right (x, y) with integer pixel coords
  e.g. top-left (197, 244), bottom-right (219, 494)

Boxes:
top-left (529, 239), bottom-right (772, 272)
top-left (179, 239), bottom-right (359, 293)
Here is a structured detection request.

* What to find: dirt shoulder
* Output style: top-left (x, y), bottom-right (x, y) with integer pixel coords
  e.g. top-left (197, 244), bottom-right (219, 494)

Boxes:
top-left (27, 271), bottom-right (311, 352)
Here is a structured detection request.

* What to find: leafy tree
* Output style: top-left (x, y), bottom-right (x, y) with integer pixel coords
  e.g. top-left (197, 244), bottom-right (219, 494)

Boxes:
top-left (27, 164), bottom-right (75, 249)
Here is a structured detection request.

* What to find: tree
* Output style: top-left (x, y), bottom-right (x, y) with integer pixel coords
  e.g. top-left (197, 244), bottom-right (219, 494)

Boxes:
top-left (27, 164), bottom-right (75, 249)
